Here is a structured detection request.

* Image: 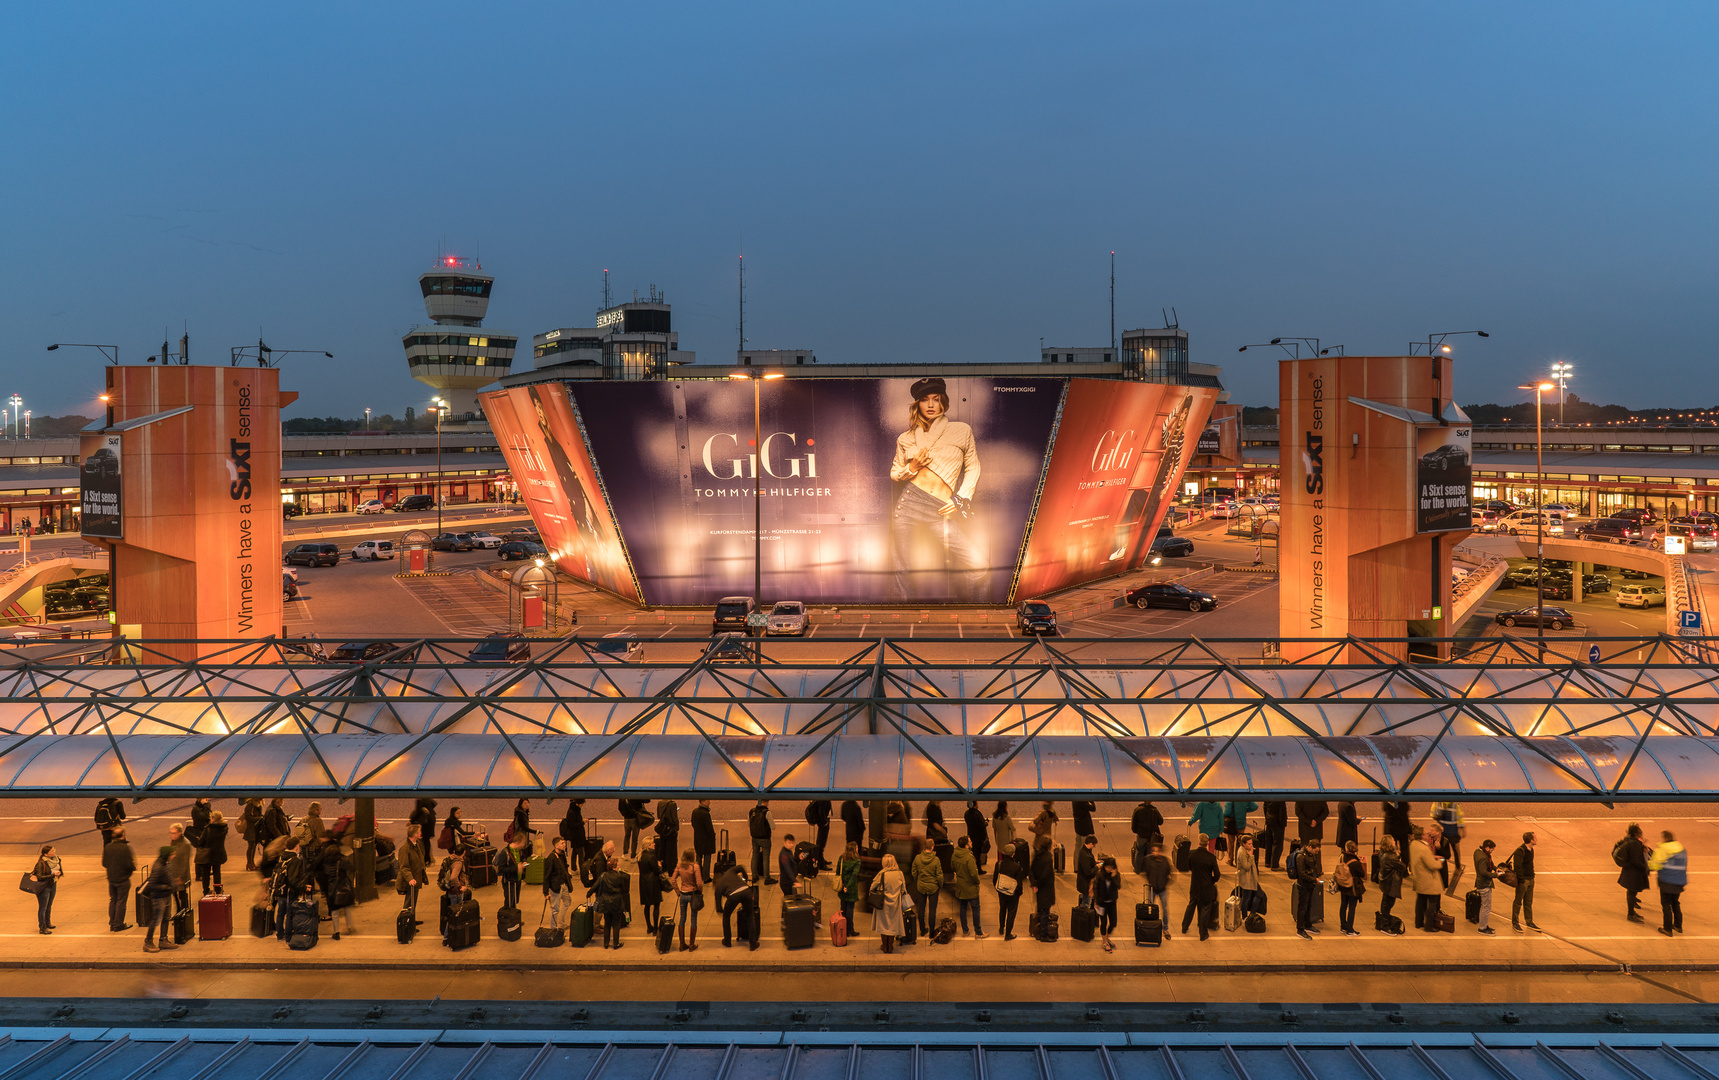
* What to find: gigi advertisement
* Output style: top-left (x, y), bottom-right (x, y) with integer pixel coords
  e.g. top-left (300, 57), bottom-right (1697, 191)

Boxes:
top-left (564, 377), bottom-right (1064, 605)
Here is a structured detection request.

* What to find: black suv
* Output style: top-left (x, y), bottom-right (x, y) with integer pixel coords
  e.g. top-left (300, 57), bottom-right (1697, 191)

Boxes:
top-left (1579, 518), bottom-right (1644, 542)
top-left (1015, 601), bottom-right (1058, 636)
top-left (712, 596), bottom-right (756, 635)
top-left (285, 543), bottom-right (340, 567)
top-left (497, 541), bottom-right (546, 561)
top-left (1126, 582), bottom-right (1218, 611)
top-left (331, 641), bottom-right (403, 663)
top-left (393, 494), bottom-right (436, 512)
top-left (468, 634), bottom-right (531, 664)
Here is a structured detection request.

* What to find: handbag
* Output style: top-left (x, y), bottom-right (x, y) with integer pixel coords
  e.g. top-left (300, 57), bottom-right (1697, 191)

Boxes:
top-left (1496, 868), bottom-right (1519, 888)
top-left (689, 890), bottom-right (705, 912)
top-left (18, 872), bottom-right (41, 895)
top-left (995, 873), bottom-right (1020, 897)
top-left (868, 881), bottom-right (887, 909)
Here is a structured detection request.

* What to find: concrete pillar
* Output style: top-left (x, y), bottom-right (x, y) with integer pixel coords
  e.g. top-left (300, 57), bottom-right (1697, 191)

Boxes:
top-left (353, 797), bottom-right (378, 904)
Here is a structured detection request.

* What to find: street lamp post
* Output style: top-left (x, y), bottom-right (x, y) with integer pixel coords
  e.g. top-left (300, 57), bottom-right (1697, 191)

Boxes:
top-left (365, 407), bottom-right (371, 431)
top-left (1519, 380), bottom-right (1556, 653)
top-left (729, 370), bottom-right (784, 609)
top-left (5, 395), bottom-right (20, 438)
top-left (1551, 362), bottom-right (1574, 427)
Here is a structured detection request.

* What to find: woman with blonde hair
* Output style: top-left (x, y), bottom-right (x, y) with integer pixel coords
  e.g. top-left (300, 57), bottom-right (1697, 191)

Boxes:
top-left (872, 853), bottom-right (908, 952)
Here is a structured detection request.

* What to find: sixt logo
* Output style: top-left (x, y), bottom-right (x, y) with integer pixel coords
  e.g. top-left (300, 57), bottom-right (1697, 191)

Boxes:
top-left (227, 439), bottom-right (252, 499)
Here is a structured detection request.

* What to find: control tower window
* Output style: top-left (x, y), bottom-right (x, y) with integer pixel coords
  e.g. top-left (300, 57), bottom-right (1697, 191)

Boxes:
top-left (420, 277), bottom-right (493, 299)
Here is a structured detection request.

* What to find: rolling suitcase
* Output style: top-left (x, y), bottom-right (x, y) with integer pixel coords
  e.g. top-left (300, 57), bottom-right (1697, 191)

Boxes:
top-left (656, 916), bottom-right (676, 954)
top-left (172, 905), bottom-right (195, 945)
top-left (198, 893), bottom-right (233, 940)
top-left (782, 897), bottom-right (818, 949)
top-left (1174, 835), bottom-right (1191, 872)
top-left (468, 862), bottom-right (498, 889)
top-left (1465, 889), bottom-right (1482, 924)
top-left (446, 898), bottom-right (480, 951)
top-left (397, 907), bottom-right (416, 944)
top-left (498, 904), bottom-right (523, 942)
top-left (1052, 843), bottom-right (1066, 874)
top-left (288, 898), bottom-right (319, 951)
top-left (714, 829), bottom-right (737, 875)
top-left (1136, 915), bottom-right (1162, 946)
top-left (1223, 889), bottom-right (1242, 932)
top-left (1070, 902), bottom-right (1097, 942)
top-left (1131, 837), bottom-right (1147, 875)
top-left (250, 905), bottom-right (274, 938)
top-left (830, 912), bottom-right (849, 947)
top-left (900, 912), bottom-right (917, 946)
top-left (568, 904), bottom-right (595, 947)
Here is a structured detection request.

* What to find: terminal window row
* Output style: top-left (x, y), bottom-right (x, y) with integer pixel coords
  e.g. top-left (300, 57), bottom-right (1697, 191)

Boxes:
top-left (405, 334), bottom-right (518, 349)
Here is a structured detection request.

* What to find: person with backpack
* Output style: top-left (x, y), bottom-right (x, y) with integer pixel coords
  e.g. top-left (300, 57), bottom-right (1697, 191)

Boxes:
top-left (1334, 840), bottom-right (1365, 936)
top-left (1433, 802), bottom-right (1466, 896)
top-left (836, 841), bottom-right (863, 937)
top-left (439, 807), bottom-right (475, 856)
top-left (805, 800), bottom-right (832, 868)
top-left (1143, 842), bottom-right (1174, 937)
top-left (1649, 830), bottom-right (1687, 938)
top-left (95, 796), bottom-right (126, 845)
top-left (963, 801), bottom-right (990, 870)
top-left (994, 838), bottom-right (1028, 940)
top-left (1472, 839), bottom-right (1498, 935)
top-left (655, 799), bottom-right (680, 867)
top-left (1261, 802), bottom-right (1287, 870)
top-left (910, 841), bottom-right (944, 936)
top-left (140, 846), bottom-right (176, 952)
top-left (748, 801), bottom-right (776, 885)
top-left (1617, 824), bottom-right (1650, 923)
top-left (1376, 836), bottom-right (1406, 935)
top-left (1505, 831), bottom-right (1539, 933)
top-left (507, 799), bottom-right (535, 851)
top-left (1410, 826), bottom-right (1446, 932)
top-left (1184, 833), bottom-right (1222, 941)
top-left (692, 800), bottom-right (716, 880)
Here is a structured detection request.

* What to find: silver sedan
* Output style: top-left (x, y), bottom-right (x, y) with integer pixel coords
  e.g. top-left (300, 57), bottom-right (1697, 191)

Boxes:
top-left (765, 601), bottom-right (809, 636)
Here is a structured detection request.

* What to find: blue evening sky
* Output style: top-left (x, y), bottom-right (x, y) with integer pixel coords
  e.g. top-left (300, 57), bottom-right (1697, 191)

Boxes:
top-left (4, 2), bottom-right (1715, 419)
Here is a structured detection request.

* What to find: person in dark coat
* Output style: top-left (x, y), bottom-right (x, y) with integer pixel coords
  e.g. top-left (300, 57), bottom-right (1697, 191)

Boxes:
top-left (923, 801), bottom-right (947, 843)
top-left (1295, 801), bottom-right (1329, 842)
top-left (654, 799), bottom-right (680, 870)
top-left (140, 846), bottom-right (176, 952)
top-left (237, 798), bottom-right (263, 870)
top-left (102, 827), bottom-right (136, 932)
top-left (778, 834), bottom-right (799, 897)
top-left (1075, 834), bottom-right (1098, 898)
top-left (410, 798), bottom-right (438, 865)
top-left (1182, 833), bottom-right (1222, 940)
top-left (963, 801), bottom-right (990, 869)
top-left (196, 810), bottom-right (229, 896)
top-left (95, 796), bottom-right (127, 846)
top-left (510, 799), bottom-right (534, 849)
top-left (1294, 838), bottom-right (1324, 939)
top-left (1029, 834), bottom-right (1057, 930)
top-left (716, 860), bottom-right (759, 950)
top-left (637, 837), bottom-right (664, 931)
top-left (841, 800), bottom-right (866, 849)
top-left (543, 836), bottom-right (575, 928)
top-left (1072, 801), bottom-right (1096, 840)
top-left (1261, 801), bottom-right (1287, 869)
top-left (805, 800), bottom-right (832, 867)
top-left (1381, 801), bottom-right (1412, 859)
top-left (1336, 802), bottom-right (1360, 852)
top-left (590, 856), bottom-right (631, 949)
top-left (559, 799), bottom-right (587, 872)
top-left (692, 800), bottom-right (717, 879)
top-left (994, 838), bottom-right (1028, 940)
top-left (1618, 823), bottom-right (1650, 923)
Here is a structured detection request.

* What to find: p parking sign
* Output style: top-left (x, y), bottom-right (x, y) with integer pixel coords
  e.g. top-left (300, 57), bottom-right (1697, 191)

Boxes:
top-left (1679, 610), bottom-right (1702, 637)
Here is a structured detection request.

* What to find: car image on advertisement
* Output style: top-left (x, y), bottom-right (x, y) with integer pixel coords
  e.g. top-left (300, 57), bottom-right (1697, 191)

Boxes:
top-left (1126, 582), bottom-right (1219, 612)
top-left (1015, 601), bottom-right (1058, 636)
top-left (1495, 606), bottom-right (1575, 631)
top-left (1419, 444), bottom-right (1470, 472)
top-left (765, 601), bottom-right (809, 636)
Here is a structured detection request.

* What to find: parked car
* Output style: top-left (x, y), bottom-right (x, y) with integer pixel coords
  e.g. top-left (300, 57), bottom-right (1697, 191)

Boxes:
top-left (351, 540), bottom-right (396, 561)
top-left (1579, 518), bottom-right (1645, 542)
top-left (468, 634), bottom-right (531, 664)
top-left (1617, 566), bottom-right (1653, 580)
top-left (593, 632), bottom-right (644, 662)
top-left (1470, 510), bottom-right (1501, 533)
top-left (1614, 507), bottom-right (1658, 525)
top-left (497, 541), bottom-right (546, 561)
top-left (355, 499), bottom-right (387, 515)
top-left (284, 543), bottom-right (340, 567)
top-left (1665, 523), bottom-right (1718, 552)
top-left (1476, 499), bottom-right (1517, 515)
top-left (1015, 601), bottom-right (1058, 636)
top-left (1541, 502), bottom-right (1582, 516)
top-left (393, 494), bottom-right (436, 512)
top-left (711, 596), bottom-right (756, 635)
top-left (505, 527), bottom-right (542, 543)
top-left (1208, 502), bottom-right (1239, 519)
top-left (1616, 584), bottom-right (1667, 609)
top-left (1126, 582), bottom-right (1219, 611)
top-left (1501, 512), bottom-right (1564, 537)
top-left (331, 641), bottom-right (402, 663)
top-left (1150, 535), bottom-right (1196, 558)
top-left (1495, 606), bottom-right (1575, 630)
top-left (431, 533), bottom-right (474, 552)
top-left (282, 503), bottom-right (305, 518)
top-left (765, 601), bottom-right (809, 636)
top-left (283, 570), bottom-right (299, 600)
top-left (466, 531), bottom-right (503, 549)
top-left (708, 633), bottom-right (753, 663)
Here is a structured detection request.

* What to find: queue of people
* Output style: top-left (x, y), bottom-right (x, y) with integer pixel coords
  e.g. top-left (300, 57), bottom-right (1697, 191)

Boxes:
top-left (40, 798), bottom-right (1699, 953)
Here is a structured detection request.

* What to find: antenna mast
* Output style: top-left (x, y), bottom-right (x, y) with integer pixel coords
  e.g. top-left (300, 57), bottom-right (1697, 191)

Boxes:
top-left (1110, 251), bottom-right (1116, 351)
top-left (603, 269), bottom-right (610, 311)
top-left (738, 252), bottom-right (746, 355)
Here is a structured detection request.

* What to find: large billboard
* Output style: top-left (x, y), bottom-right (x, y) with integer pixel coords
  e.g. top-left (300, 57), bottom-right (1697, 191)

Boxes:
top-left (1014, 380), bottom-right (1219, 598)
top-left (1415, 424), bottom-right (1472, 532)
top-left (564, 377), bottom-right (1064, 605)
top-left (484, 385), bottom-right (639, 602)
top-left (79, 433), bottom-right (122, 539)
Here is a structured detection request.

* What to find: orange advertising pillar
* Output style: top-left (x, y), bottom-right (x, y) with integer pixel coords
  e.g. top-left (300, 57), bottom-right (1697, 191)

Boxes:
top-left (1277, 356), bottom-right (1473, 662)
top-left (84, 365), bottom-right (295, 660)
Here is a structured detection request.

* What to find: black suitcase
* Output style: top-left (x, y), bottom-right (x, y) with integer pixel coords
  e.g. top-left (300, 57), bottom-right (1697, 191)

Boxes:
top-left (1370, 852), bottom-right (1381, 883)
top-left (288, 899), bottom-right (319, 951)
top-left (935, 841), bottom-right (954, 879)
top-left (1135, 917), bottom-right (1162, 946)
top-left (251, 905), bottom-right (274, 938)
top-left (900, 912), bottom-right (917, 946)
top-left (397, 907), bottom-right (416, 944)
top-left (1031, 910), bottom-right (1060, 942)
top-left (1131, 837), bottom-right (1147, 875)
top-left (782, 898), bottom-right (818, 949)
top-left (498, 904), bottom-right (523, 942)
top-left (738, 904), bottom-right (759, 944)
top-left (468, 862), bottom-right (498, 889)
top-left (1289, 881), bottom-right (1325, 925)
top-left (1070, 903), bottom-right (1097, 942)
top-left (446, 899), bottom-right (480, 951)
top-left (583, 836), bottom-right (606, 863)
top-left (1052, 843), bottom-right (1066, 874)
top-left (1465, 889), bottom-right (1482, 924)
top-left (172, 906), bottom-right (195, 945)
top-left (656, 916), bottom-right (676, 954)
top-left (795, 841), bottom-right (821, 879)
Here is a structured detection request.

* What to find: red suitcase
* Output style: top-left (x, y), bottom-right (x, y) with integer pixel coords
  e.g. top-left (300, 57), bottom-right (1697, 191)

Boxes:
top-left (830, 913), bottom-right (848, 947)
top-left (198, 893), bottom-right (233, 940)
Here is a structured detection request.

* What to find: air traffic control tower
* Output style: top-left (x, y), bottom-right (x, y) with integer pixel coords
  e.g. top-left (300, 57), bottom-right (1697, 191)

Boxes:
top-left (401, 256), bottom-right (517, 420)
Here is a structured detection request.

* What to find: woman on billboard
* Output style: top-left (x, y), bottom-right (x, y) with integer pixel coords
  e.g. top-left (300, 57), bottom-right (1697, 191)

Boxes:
top-left (889, 377), bottom-right (988, 601)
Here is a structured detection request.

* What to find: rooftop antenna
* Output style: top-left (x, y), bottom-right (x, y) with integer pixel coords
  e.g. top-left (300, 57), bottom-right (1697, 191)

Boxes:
top-left (179, 321), bottom-right (189, 365)
top-left (602, 269), bottom-right (611, 311)
top-left (738, 249), bottom-right (746, 354)
top-left (1110, 251), bottom-right (1116, 351)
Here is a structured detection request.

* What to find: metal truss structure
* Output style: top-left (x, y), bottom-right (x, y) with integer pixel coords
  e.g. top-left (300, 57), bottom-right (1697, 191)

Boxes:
top-left (2, 635), bottom-right (1719, 800)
